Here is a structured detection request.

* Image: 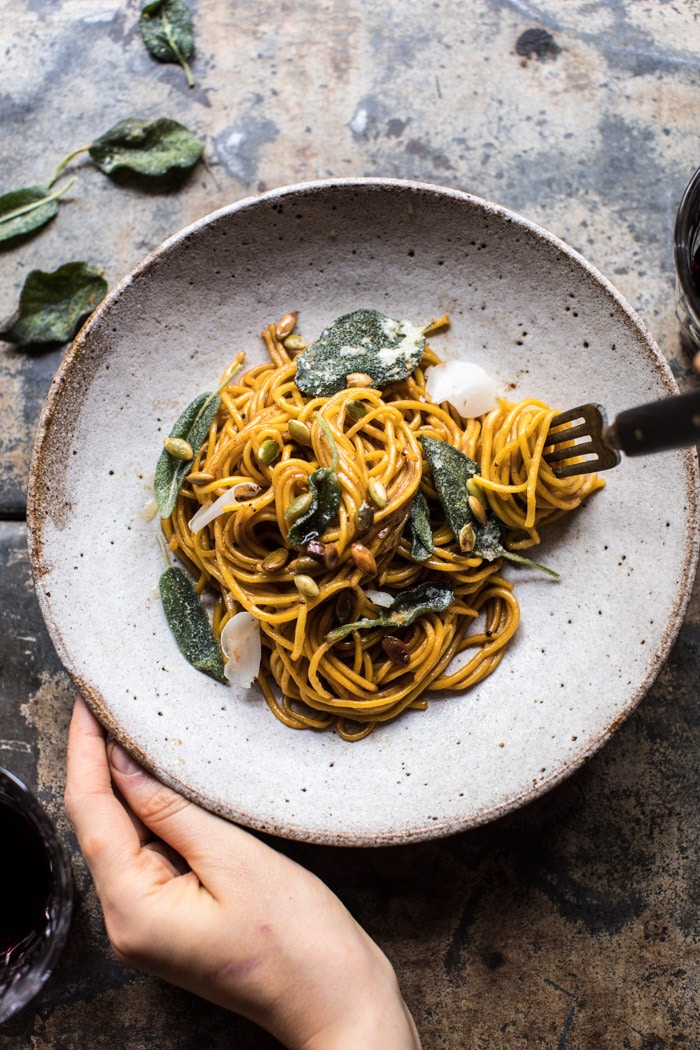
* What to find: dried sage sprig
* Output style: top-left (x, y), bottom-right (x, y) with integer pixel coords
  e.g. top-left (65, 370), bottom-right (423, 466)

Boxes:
top-left (326, 580), bottom-right (454, 642)
top-left (295, 309), bottom-right (426, 397)
top-left (0, 262), bottom-right (107, 346)
top-left (154, 392), bottom-right (221, 519)
top-left (154, 364), bottom-right (242, 518)
top-left (420, 435), bottom-right (558, 577)
top-left (407, 489), bottom-right (434, 562)
top-left (0, 179), bottom-right (75, 246)
top-left (287, 415), bottom-right (342, 547)
top-left (88, 118), bottom-right (203, 177)
top-left (140, 0), bottom-right (195, 88)
top-left (159, 565), bottom-right (226, 682)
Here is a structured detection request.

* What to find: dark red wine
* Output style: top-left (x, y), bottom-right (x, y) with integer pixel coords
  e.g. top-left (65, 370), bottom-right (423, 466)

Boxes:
top-left (0, 801), bottom-right (52, 954)
top-left (692, 243), bottom-right (700, 298)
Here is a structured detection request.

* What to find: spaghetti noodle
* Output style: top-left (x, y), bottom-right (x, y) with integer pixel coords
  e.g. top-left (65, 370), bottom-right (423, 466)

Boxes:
top-left (161, 314), bottom-right (601, 740)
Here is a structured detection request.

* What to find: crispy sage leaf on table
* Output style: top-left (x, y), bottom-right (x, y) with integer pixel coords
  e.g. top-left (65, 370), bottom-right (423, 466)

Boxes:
top-left (154, 391), bottom-right (221, 518)
top-left (0, 183), bottom-right (72, 245)
top-left (159, 566), bottom-right (226, 683)
top-left (89, 118), bottom-right (203, 177)
top-left (140, 0), bottom-right (195, 87)
top-left (0, 262), bottom-right (107, 346)
top-left (420, 435), bottom-right (558, 577)
top-left (326, 580), bottom-right (454, 642)
top-left (295, 309), bottom-right (426, 397)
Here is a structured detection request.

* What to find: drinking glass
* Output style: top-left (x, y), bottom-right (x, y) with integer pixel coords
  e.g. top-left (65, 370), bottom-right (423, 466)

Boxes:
top-left (0, 767), bottom-right (72, 1023)
top-left (674, 165), bottom-right (700, 351)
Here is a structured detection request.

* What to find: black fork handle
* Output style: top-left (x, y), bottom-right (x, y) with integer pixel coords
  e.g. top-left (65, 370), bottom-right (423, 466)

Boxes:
top-left (607, 386), bottom-right (700, 456)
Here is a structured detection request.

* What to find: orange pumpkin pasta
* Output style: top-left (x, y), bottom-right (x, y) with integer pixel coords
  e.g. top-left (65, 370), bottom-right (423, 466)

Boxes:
top-left (161, 314), bottom-right (602, 740)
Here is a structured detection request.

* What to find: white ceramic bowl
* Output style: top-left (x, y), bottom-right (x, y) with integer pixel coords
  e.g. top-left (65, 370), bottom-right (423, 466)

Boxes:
top-left (27, 179), bottom-right (699, 846)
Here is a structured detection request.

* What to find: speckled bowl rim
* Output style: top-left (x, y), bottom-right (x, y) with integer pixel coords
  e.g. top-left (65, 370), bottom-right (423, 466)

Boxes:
top-left (27, 177), bottom-right (700, 846)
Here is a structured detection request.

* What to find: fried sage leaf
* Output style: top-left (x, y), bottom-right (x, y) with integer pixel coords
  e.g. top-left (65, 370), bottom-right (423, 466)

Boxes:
top-left (89, 118), bottom-right (203, 177)
top-left (140, 0), bottom-right (195, 87)
top-left (420, 435), bottom-right (558, 577)
top-left (295, 309), bottom-right (426, 397)
top-left (407, 489), bottom-right (434, 562)
top-left (159, 565), bottom-right (226, 682)
top-left (326, 579), bottom-right (454, 642)
top-left (153, 391), bottom-right (221, 518)
top-left (287, 467), bottom-right (342, 548)
top-left (0, 262), bottom-right (107, 346)
top-left (0, 181), bottom-right (74, 245)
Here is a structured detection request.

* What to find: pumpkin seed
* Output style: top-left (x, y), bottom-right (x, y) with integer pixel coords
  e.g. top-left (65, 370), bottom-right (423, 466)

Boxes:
top-left (323, 542), bottom-right (339, 570)
top-left (346, 399), bottom-right (368, 421)
top-left (367, 477), bottom-right (388, 508)
top-left (382, 635), bottom-right (411, 666)
top-left (459, 523), bottom-right (476, 553)
top-left (346, 372), bottom-right (372, 388)
top-left (335, 590), bottom-right (355, 624)
top-left (163, 436), bottom-right (194, 461)
top-left (257, 438), bottom-right (281, 465)
top-left (187, 470), bottom-right (215, 484)
top-left (467, 493), bottom-right (488, 526)
top-left (283, 334), bottom-right (306, 352)
top-left (288, 556), bottom-right (324, 575)
top-left (288, 419), bottom-right (312, 446)
top-left (285, 491), bottom-right (313, 521)
top-left (294, 574), bottom-right (320, 598)
top-left (261, 547), bottom-right (289, 572)
top-left (275, 311), bottom-right (298, 339)
top-left (466, 477), bottom-right (483, 500)
top-left (350, 542), bottom-right (377, 575)
top-left (354, 501), bottom-right (375, 532)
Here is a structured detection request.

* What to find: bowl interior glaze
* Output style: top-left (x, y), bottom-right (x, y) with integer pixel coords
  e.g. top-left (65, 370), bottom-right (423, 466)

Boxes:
top-left (28, 179), bottom-right (699, 846)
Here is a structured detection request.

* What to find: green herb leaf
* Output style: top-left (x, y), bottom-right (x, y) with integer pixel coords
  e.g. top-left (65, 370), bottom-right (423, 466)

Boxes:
top-left (326, 579), bottom-right (454, 642)
top-left (0, 181), bottom-right (75, 245)
top-left (420, 436), bottom-right (478, 540)
top-left (0, 262), bottom-right (107, 346)
top-left (154, 391), bottom-right (221, 518)
top-left (420, 435), bottom-right (558, 577)
top-left (159, 565), bottom-right (226, 682)
top-left (295, 309), bottom-right (426, 397)
top-left (140, 0), bottom-right (195, 87)
top-left (89, 118), bottom-right (203, 177)
top-left (408, 490), bottom-right (434, 562)
top-left (287, 467), bottom-right (342, 547)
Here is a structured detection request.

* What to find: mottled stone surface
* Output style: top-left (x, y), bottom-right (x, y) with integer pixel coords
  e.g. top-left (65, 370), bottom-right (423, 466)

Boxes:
top-left (1, 1), bottom-right (699, 1047)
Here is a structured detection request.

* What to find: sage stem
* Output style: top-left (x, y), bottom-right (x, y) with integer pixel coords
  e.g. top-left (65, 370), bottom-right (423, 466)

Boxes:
top-left (0, 178), bottom-right (76, 226)
top-left (48, 148), bottom-right (90, 187)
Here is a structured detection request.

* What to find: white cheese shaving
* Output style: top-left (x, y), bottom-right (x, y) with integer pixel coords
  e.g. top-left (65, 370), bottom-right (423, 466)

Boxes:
top-left (425, 360), bottom-right (499, 418)
top-left (188, 482), bottom-right (260, 534)
top-left (364, 588), bottom-right (394, 607)
top-left (220, 611), bottom-right (261, 689)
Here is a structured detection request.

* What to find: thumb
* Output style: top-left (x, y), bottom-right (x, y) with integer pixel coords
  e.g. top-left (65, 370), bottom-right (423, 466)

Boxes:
top-left (108, 741), bottom-right (224, 867)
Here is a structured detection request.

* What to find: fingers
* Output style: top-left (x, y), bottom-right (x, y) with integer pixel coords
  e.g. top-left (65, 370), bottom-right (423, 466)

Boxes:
top-left (64, 697), bottom-right (153, 898)
top-left (106, 739), bottom-right (240, 880)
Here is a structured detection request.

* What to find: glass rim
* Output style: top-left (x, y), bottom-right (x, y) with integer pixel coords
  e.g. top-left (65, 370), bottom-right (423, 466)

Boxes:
top-left (0, 767), bottom-right (73, 1024)
top-left (674, 165), bottom-right (700, 322)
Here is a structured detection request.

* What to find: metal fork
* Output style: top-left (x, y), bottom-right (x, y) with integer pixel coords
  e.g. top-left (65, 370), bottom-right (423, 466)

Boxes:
top-left (544, 387), bottom-right (700, 478)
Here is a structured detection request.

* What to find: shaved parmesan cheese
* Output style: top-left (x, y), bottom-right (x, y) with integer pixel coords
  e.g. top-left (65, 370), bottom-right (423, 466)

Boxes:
top-left (364, 588), bottom-right (394, 608)
top-left (188, 482), bottom-right (259, 534)
top-left (220, 611), bottom-right (261, 688)
top-left (425, 360), bottom-right (498, 419)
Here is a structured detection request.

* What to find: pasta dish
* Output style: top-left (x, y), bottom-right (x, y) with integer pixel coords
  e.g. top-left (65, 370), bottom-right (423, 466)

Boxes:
top-left (157, 310), bottom-right (601, 740)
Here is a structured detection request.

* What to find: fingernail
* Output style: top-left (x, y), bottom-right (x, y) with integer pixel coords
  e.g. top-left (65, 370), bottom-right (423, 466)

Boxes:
top-left (108, 742), bottom-right (143, 777)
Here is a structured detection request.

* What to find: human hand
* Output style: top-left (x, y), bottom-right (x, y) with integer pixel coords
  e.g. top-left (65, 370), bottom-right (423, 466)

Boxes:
top-left (64, 696), bottom-right (421, 1049)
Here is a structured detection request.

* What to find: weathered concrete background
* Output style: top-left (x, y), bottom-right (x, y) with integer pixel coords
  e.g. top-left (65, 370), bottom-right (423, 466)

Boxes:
top-left (1, 1), bottom-right (698, 1046)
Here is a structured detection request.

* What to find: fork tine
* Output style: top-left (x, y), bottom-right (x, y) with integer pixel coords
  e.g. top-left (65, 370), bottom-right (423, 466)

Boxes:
top-left (544, 403), bottom-right (621, 477)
